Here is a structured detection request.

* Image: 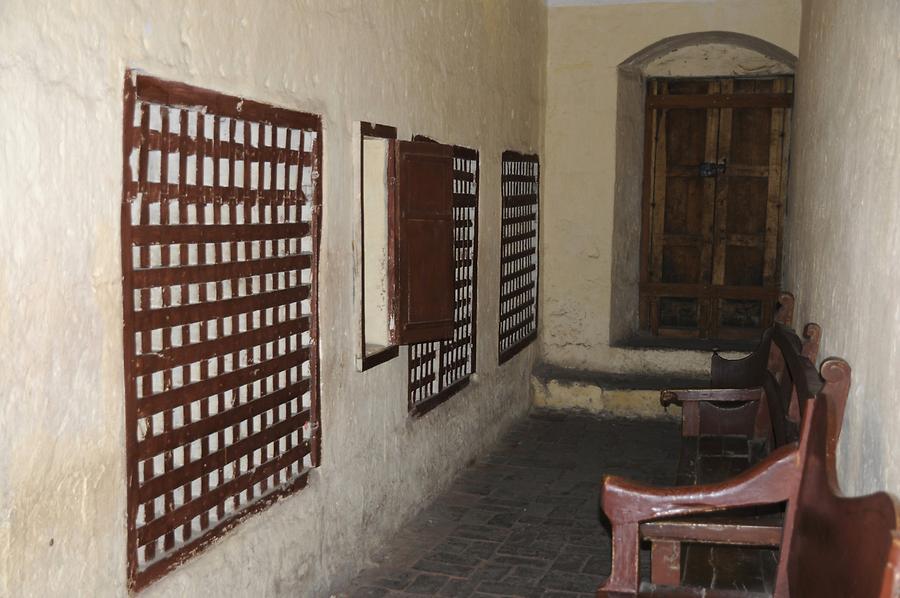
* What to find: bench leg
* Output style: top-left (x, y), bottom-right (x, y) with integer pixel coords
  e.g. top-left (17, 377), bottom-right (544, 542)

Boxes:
top-left (650, 540), bottom-right (681, 586)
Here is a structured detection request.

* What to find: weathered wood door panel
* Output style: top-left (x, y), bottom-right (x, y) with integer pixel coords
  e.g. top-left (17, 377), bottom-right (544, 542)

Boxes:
top-left (640, 76), bottom-right (792, 339)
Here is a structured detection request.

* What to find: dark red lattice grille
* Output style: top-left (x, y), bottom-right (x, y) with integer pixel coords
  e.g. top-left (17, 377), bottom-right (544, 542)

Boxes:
top-left (120, 72), bottom-right (321, 589)
top-left (408, 146), bottom-right (479, 414)
top-left (498, 151), bottom-right (539, 364)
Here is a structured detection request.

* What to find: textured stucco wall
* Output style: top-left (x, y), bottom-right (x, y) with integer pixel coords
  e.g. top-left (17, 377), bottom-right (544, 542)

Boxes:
top-left (783, 0), bottom-right (900, 496)
top-left (0, 1), bottom-right (545, 595)
top-left (541, 1), bottom-right (801, 377)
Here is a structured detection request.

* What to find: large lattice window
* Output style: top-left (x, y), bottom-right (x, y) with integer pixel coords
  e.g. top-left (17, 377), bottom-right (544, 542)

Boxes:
top-left (498, 151), bottom-right (539, 364)
top-left (408, 146), bottom-right (479, 415)
top-left (120, 72), bottom-right (321, 590)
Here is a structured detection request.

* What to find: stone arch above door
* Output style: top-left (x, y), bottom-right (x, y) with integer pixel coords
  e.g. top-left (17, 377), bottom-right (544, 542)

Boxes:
top-left (609, 31), bottom-right (797, 345)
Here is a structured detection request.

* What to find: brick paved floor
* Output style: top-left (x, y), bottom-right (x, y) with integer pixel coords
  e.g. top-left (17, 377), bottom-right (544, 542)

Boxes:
top-left (334, 410), bottom-right (681, 598)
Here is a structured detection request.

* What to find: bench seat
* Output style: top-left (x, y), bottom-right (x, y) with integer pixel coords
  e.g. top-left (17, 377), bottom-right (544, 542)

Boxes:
top-left (598, 360), bottom-right (900, 598)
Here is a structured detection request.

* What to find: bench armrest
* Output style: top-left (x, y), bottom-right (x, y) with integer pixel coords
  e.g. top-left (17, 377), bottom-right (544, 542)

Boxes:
top-left (660, 386), bottom-right (764, 408)
top-left (598, 443), bottom-right (801, 594)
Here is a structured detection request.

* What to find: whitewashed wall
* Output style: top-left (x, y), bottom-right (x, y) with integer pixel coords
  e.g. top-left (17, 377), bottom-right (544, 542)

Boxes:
top-left (0, 1), bottom-right (546, 595)
top-left (784, 0), bottom-right (900, 497)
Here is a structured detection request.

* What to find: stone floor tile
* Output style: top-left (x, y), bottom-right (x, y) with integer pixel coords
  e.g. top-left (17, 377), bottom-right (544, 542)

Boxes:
top-left (334, 410), bottom-right (681, 597)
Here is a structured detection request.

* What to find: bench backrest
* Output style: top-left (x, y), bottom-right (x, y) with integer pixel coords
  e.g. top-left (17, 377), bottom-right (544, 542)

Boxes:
top-left (697, 320), bottom-right (824, 447)
top-left (710, 291), bottom-right (799, 388)
top-left (780, 362), bottom-right (900, 597)
top-left (763, 323), bottom-right (825, 450)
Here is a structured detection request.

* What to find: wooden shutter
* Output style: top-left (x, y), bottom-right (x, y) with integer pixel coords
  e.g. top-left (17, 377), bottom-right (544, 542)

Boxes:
top-left (390, 140), bottom-right (455, 344)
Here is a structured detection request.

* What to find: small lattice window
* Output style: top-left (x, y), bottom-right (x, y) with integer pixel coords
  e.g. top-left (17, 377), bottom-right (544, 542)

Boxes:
top-left (120, 72), bottom-right (321, 589)
top-left (498, 151), bottom-right (539, 364)
top-left (408, 146), bottom-right (479, 414)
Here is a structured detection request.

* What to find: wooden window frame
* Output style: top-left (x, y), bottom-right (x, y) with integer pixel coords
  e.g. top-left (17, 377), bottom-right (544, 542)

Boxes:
top-left (407, 142), bottom-right (480, 416)
top-left (358, 122), bottom-right (399, 371)
top-left (498, 151), bottom-right (540, 364)
top-left (120, 71), bottom-right (322, 590)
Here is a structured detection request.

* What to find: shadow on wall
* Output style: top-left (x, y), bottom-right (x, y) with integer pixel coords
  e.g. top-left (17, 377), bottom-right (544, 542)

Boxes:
top-left (608, 31), bottom-right (797, 345)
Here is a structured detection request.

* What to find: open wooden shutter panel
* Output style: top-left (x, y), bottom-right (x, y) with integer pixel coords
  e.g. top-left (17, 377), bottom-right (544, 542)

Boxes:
top-left (389, 140), bottom-right (455, 344)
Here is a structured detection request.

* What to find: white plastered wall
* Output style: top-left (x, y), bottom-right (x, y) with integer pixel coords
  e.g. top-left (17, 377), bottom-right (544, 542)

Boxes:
top-left (541, 0), bottom-right (802, 380)
top-left (0, 1), bottom-right (546, 595)
top-left (783, 0), bottom-right (900, 497)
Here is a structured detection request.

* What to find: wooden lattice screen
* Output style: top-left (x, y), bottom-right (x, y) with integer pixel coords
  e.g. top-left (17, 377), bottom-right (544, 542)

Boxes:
top-left (120, 72), bottom-right (321, 589)
top-left (408, 146), bottom-right (479, 415)
top-left (498, 151), bottom-right (539, 364)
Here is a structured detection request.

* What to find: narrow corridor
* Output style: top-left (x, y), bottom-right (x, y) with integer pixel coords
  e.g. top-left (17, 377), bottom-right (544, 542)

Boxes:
top-left (336, 411), bottom-right (680, 597)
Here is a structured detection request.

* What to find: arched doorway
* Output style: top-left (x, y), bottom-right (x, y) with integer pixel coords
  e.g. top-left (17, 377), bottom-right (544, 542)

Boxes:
top-left (608, 32), bottom-right (797, 343)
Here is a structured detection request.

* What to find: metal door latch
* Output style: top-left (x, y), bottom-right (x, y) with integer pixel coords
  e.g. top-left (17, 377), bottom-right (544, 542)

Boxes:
top-left (699, 159), bottom-right (727, 177)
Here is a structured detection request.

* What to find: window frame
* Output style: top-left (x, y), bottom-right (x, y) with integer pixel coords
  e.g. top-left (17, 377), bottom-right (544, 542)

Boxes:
top-left (358, 121), bottom-right (400, 371)
top-left (498, 150), bottom-right (540, 364)
top-left (120, 71), bottom-right (322, 590)
top-left (407, 142), bottom-right (480, 416)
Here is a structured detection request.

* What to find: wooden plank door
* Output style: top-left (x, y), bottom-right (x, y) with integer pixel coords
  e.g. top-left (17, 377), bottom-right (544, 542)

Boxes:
top-left (640, 76), bottom-right (793, 340)
top-left (642, 79), bottom-right (721, 338)
top-left (710, 77), bottom-right (792, 338)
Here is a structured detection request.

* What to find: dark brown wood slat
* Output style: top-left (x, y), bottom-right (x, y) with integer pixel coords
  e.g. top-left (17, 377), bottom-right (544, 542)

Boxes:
top-left (500, 263), bottom-right (536, 285)
top-left (500, 299), bottom-right (535, 322)
top-left (501, 173), bottom-right (538, 183)
top-left (132, 254), bottom-right (311, 288)
top-left (134, 73), bottom-right (320, 130)
top-left (410, 350), bottom-right (438, 369)
top-left (500, 248), bottom-right (534, 264)
top-left (442, 355), bottom-right (469, 374)
top-left (133, 286), bottom-right (309, 331)
top-left (647, 93), bottom-right (792, 109)
top-left (502, 212), bottom-right (537, 226)
top-left (500, 281), bottom-right (535, 304)
top-left (125, 179), bottom-right (311, 205)
top-left (441, 336), bottom-right (472, 353)
top-left (642, 518), bottom-right (782, 547)
top-left (133, 316), bottom-right (309, 376)
top-left (132, 128), bottom-right (315, 168)
top-left (501, 315), bottom-right (535, 340)
top-left (137, 349), bottom-right (308, 418)
top-left (453, 316), bottom-right (472, 330)
top-left (452, 194), bottom-right (477, 208)
top-left (453, 297), bottom-right (472, 310)
top-left (640, 282), bottom-right (780, 299)
top-left (137, 441), bottom-right (310, 546)
top-left (501, 193), bottom-right (538, 208)
top-left (410, 372), bottom-right (436, 393)
top-left (500, 230), bottom-right (537, 246)
top-left (132, 223), bottom-right (310, 245)
top-left (137, 408), bottom-right (310, 503)
top-left (136, 383), bottom-right (311, 459)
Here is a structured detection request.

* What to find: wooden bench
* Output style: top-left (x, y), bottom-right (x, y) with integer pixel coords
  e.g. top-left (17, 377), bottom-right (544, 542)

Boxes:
top-left (598, 359), bottom-right (900, 597)
top-left (641, 308), bottom-right (831, 590)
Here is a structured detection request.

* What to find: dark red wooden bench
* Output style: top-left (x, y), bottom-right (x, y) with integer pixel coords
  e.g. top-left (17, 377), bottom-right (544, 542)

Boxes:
top-left (641, 299), bottom-right (831, 590)
top-left (597, 358), bottom-right (900, 597)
